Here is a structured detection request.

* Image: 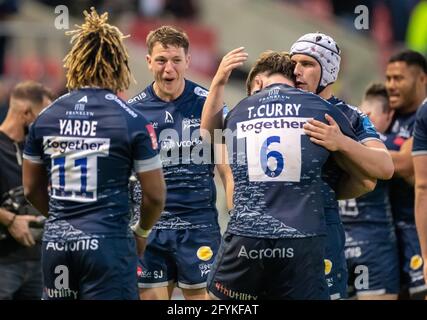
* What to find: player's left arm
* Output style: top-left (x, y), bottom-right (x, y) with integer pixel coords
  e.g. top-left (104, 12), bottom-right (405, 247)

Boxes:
top-left (389, 137), bottom-right (414, 183)
top-left (333, 153), bottom-right (377, 199)
top-left (215, 144), bottom-right (234, 210)
top-left (304, 114), bottom-right (394, 180)
top-left (23, 160), bottom-right (49, 217)
top-left (414, 154), bottom-right (427, 283)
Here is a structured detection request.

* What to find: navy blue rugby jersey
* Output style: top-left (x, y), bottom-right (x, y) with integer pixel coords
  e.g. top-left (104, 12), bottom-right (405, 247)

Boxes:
top-left (339, 132), bottom-right (393, 224)
top-left (224, 83), bottom-right (356, 238)
top-left (319, 96), bottom-right (382, 224)
top-left (23, 88), bottom-right (161, 241)
top-left (413, 99), bottom-right (427, 156)
top-left (128, 79), bottom-right (220, 229)
top-left (387, 111), bottom-right (417, 223)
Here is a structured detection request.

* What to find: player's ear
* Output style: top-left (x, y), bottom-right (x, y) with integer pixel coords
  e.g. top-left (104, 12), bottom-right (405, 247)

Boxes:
top-left (254, 75), bottom-right (263, 92)
top-left (185, 53), bottom-right (191, 69)
top-left (146, 54), bottom-right (152, 70)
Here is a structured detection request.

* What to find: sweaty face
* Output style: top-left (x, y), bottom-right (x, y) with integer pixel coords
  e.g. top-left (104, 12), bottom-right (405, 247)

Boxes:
top-left (146, 43), bottom-right (190, 101)
top-left (291, 54), bottom-right (321, 93)
top-left (385, 62), bottom-right (419, 111)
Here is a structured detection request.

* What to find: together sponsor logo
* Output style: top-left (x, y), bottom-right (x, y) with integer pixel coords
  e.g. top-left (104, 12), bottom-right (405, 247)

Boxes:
top-left (239, 117), bottom-right (308, 134)
top-left (44, 136), bottom-right (109, 154)
top-left (237, 245), bottom-right (294, 260)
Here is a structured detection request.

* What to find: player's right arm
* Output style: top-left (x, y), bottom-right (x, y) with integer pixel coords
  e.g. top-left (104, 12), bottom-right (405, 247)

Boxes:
top-left (130, 119), bottom-right (165, 256)
top-left (304, 114), bottom-right (394, 180)
top-left (134, 168), bottom-right (165, 256)
top-left (22, 121), bottom-right (49, 217)
top-left (201, 47), bottom-right (248, 140)
top-left (412, 102), bottom-right (427, 283)
top-left (389, 137), bottom-right (414, 183)
top-left (414, 154), bottom-right (427, 283)
top-left (332, 153), bottom-right (376, 199)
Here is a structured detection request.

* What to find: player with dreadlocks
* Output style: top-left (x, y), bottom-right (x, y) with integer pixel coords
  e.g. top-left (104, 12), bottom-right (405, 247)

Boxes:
top-left (22, 8), bottom-right (166, 300)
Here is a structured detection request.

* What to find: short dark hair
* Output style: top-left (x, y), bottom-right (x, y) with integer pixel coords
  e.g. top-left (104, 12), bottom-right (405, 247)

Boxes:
top-left (388, 50), bottom-right (427, 74)
top-left (246, 51), bottom-right (296, 96)
top-left (363, 83), bottom-right (389, 112)
top-left (11, 80), bottom-right (55, 104)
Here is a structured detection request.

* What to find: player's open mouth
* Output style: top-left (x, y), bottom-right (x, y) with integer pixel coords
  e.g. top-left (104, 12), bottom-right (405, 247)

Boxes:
top-left (389, 93), bottom-right (400, 101)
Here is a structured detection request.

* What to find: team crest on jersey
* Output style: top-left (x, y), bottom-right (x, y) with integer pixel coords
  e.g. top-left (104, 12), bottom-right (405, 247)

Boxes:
top-left (410, 255), bottom-right (423, 270)
top-left (145, 124), bottom-right (158, 150)
top-left (194, 86), bottom-right (209, 97)
top-left (197, 246), bottom-right (213, 261)
top-left (164, 111), bottom-right (174, 124)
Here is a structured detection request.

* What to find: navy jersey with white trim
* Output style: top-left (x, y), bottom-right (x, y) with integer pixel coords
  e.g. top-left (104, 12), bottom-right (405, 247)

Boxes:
top-left (320, 96), bottom-right (381, 224)
top-left (128, 79), bottom-right (219, 229)
top-left (224, 84), bottom-right (356, 238)
top-left (413, 100), bottom-right (427, 155)
top-left (23, 88), bottom-right (160, 241)
top-left (339, 132), bottom-right (393, 224)
top-left (387, 111), bottom-right (416, 223)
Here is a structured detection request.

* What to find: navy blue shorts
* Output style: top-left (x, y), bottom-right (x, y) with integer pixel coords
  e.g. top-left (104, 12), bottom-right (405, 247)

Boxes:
top-left (344, 224), bottom-right (400, 297)
top-left (206, 233), bottom-right (329, 300)
top-left (395, 221), bottom-right (427, 296)
top-left (42, 237), bottom-right (138, 300)
top-left (324, 222), bottom-right (348, 300)
top-left (137, 228), bottom-right (221, 289)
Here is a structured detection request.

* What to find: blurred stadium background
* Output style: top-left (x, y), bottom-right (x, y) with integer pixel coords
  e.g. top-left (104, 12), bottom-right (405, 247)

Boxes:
top-left (1, 0), bottom-right (426, 300)
top-left (1, 0), bottom-right (426, 238)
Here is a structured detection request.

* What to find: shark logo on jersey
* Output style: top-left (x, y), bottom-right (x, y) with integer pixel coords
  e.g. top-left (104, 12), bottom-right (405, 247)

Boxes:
top-left (182, 118), bottom-right (200, 130)
top-left (160, 138), bottom-right (175, 151)
top-left (194, 86), bottom-right (209, 97)
top-left (164, 111), bottom-right (174, 124)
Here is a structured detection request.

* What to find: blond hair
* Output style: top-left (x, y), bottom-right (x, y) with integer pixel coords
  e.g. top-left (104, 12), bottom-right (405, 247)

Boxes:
top-left (64, 7), bottom-right (132, 93)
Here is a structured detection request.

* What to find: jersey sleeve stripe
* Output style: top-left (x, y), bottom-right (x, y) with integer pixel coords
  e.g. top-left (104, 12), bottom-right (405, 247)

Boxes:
top-left (412, 150), bottom-right (427, 156)
top-left (133, 155), bottom-right (162, 173)
top-left (23, 154), bottom-right (43, 163)
top-left (359, 137), bottom-right (382, 144)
